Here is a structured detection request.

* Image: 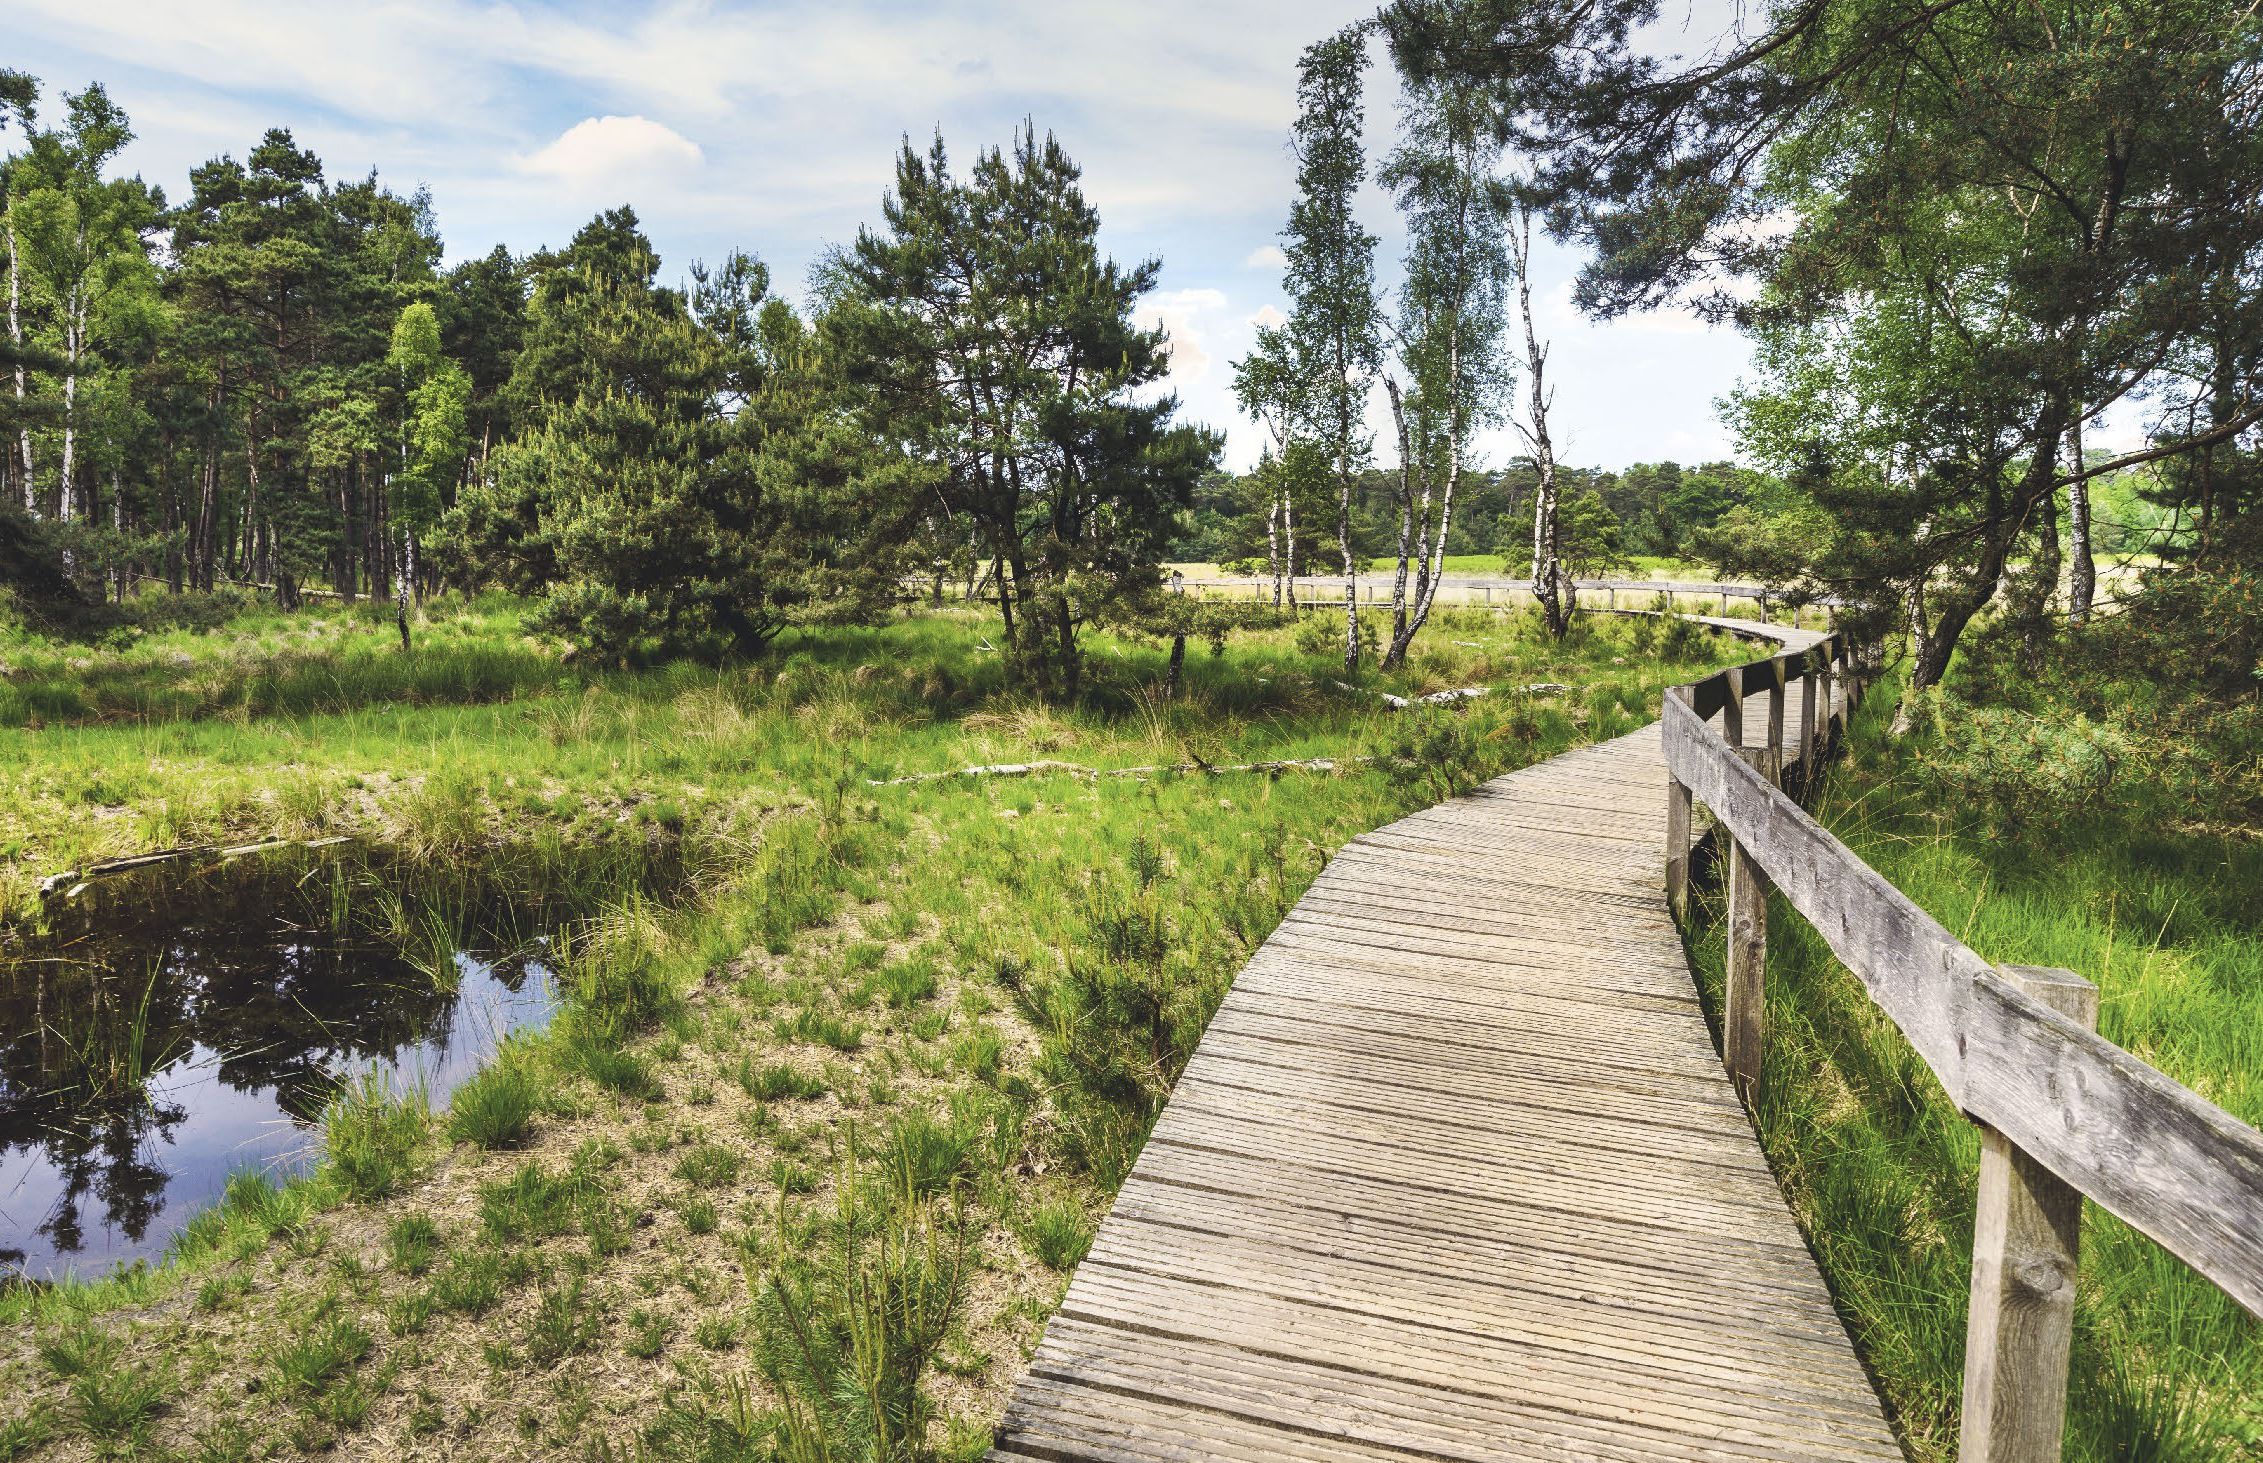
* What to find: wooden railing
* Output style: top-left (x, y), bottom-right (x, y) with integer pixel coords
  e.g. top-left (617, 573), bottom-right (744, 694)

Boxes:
top-left (1160, 573), bottom-right (1839, 619)
top-left (1661, 637), bottom-right (2263, 1463)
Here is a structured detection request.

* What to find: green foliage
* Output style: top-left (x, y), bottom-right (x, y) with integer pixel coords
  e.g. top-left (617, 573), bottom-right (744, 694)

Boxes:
top-left (429, 1250), bottom-right (508, 1317)
top-left (749, 1166), bottom-right (970, 1463)
top-left (448, 212), bottom-right (891, 663)
top-left (1375, 704), bottom-right (1498, 803)
top-left (384, 1214), bottom-right (442, 1276)
top-left (1685, 671), bottom-right (2263, 1462)
top-left (1909, 701), bottom-right (2126, 835)
top-left (446, 1059), bottom-right (539, 1149)
top-left (837, 125), bottom-right (1219, 695)
top-left (1021, 1198), bottom-right (1095, 1271)
top-left (320, 1072), bottom-right (429, 1199)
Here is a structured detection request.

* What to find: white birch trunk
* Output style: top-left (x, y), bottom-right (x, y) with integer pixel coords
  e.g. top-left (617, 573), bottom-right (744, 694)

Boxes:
top-left (1384, 376), bottom-right (1415, 654)
top-left (59, 284), bottom-right (82, 521)
top-left (1511, 207), bottom-right (1564, 637)
top-left (1284, 493), bottom-right (1298, 612)
top-left (1266, 475), bottom-right (1282, 607)
top-left (7, 207), bottom-right (31, 516)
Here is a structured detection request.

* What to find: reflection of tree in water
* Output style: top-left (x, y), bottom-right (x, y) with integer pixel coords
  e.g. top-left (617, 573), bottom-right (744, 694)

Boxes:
top-left (0, 856), bottom-right (539, 1258)
top-left (24, 1094), bottom-right (185, 1255)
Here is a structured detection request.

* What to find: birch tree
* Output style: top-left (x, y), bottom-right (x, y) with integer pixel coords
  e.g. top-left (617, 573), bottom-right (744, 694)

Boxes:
top-left (2, 72), bottom-right (33, 517)
top-left (1230, 323), bottom-right (1307, 608)
top-left (11, 86), bottom-right (150, 528)
top-left (1377, 66), bottom-right (1512, 667)
top-left (1282, 30), bottom-right (1384, 673)
top-left (1507, 200), bottom-right (1568, 637)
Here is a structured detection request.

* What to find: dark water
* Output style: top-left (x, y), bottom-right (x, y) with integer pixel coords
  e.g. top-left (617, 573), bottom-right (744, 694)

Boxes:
top-left (0, 855), bottom-right (574, 1280)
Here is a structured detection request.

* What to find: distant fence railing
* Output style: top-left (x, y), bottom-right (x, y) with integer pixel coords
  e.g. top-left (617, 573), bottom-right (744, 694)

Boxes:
top-left (1661, 636), bottom-right (2263, 1463)
top-left (1161, 574), bottom-right (1843, 621)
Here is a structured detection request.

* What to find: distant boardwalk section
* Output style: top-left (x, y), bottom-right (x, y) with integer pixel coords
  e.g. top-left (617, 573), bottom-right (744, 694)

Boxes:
top-left (991, 630), bottom-right (1904, 1461)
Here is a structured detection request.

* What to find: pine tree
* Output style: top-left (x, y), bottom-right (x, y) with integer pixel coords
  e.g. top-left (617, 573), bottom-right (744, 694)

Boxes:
top-left (836, 125), bottom-right (1219, 695)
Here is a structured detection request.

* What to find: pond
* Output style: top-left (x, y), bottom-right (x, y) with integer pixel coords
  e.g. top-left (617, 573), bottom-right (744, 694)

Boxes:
top-left (0, 850), bottom-right (631, 1281)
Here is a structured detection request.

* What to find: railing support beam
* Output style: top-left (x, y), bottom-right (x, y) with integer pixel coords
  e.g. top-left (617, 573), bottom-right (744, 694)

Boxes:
top-left (1724, 747), bottom-right (1777, 1109)
top-left (1800, 663), bottom-right (1819, 785)
top-left (1766, 661), bottom-right (1787, 777)
top-left (1664, 693), bottom-right (1694, 917)
top-left (1960, 964), bottom-right (2098, 1463)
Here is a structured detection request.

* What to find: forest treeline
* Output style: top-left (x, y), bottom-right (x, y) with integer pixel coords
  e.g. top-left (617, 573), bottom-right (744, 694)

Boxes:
top-left (4, 0), bottom-right (2262, 716)
top-left (0, 82), bottom-right (1219, 688)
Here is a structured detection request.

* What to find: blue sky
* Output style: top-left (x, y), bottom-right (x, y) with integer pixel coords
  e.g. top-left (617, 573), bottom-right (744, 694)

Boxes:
top-left (6, 0), bottom-right (1761, 471)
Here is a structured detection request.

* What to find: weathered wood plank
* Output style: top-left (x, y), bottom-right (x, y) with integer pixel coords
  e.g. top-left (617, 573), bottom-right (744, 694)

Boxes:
top-left (1961, 966), bottom-right (2095, 1463)
top-left (1668, 685), bottom-right (2263, 1319)
top-left (989, 616), bottom-right (1896, 1462)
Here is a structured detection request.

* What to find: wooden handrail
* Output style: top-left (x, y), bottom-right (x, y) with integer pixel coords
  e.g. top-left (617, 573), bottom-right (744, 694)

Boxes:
top-left (1661, 636), bottom-right (2263, 1462)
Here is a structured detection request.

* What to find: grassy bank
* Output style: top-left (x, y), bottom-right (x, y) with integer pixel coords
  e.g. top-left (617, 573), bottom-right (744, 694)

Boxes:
top-left (1684, 681), bottom-right (2263, 1463)
top-left (0, 593), bottom-right (1742, 1461)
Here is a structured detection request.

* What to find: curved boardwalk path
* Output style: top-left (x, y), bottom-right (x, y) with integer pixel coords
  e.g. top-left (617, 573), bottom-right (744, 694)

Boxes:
top-left (992, 624), bottom-right (1901, 1462)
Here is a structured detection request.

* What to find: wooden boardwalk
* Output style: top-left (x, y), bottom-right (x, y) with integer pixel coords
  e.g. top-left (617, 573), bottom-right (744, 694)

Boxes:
top-left (993, 632), bottom-right (1901, 1462)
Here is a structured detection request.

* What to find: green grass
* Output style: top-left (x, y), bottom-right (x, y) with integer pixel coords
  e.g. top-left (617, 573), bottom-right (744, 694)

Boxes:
top-left (1685, 678), bottom-right (2263, 1462)
top-left (1021, 1197), bottom-right (1095, 1271)
top-left (321, 1073), bottom-right (430, 1199)
top-left (445, 1057), bottom-right (540, 1149)
top-left (0, 592), bottom-right (1748, 1459)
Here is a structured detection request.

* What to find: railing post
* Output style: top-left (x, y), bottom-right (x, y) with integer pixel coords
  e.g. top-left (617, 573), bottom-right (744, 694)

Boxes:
top-left (1722, 665), bottom-right (1745, 747)
top-left (1960, 964), bottom-right (2099, 1463)
top-left (1800, 654), bottom-right (1820, 785)
top-left (1664, 690), bottom-right (1693, 919)
top-left (1766, 660), bottom-right (1787, 779)
top-left (1724, 747), bottom-right (1776, 1109)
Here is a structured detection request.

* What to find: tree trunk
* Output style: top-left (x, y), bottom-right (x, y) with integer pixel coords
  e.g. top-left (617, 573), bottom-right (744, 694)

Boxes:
top-left (1166, 632), bottom-right (1186, 698)
top-left (1338, 450), bottom-right (1360, 674)
top-left (195, 421), bottom-right (219, 592)
top-left (1512, 205), bottom-right (1567, 638)
top-left (396, 532), bottom-right (413, 652)
top-left (239, 411), bottom-right (262, 582)
top-left (162, 435), bottom-right (183, 593)
top-left (6, 205), bottom-right (31, 516)
top-left (111, 468), bottom-right (124, 604)
top-left (58, 283), bottom-right (84, 521)
top-left (1266, 473), bottom-right (1283, 608)
top-left (1284, 492), bottom-right (1298, 613)
top-left (1893, 411), bottom-right (2071, 731)
top-left (1383, 377), bottom-right (1415, 661)
top-left (2067, 409), bottom-right (2095, 623)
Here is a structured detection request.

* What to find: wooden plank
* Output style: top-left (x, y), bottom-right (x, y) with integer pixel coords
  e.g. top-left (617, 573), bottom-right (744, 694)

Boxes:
top-left (1671, 690), bottom-right (2263, 1318)
top-left (991, 613), bottom-right (1897, 1462)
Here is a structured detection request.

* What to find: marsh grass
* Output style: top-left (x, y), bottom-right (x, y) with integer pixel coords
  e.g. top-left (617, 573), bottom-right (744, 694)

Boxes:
top-left (321, 1073), bottom-right (430, 1200)
top-left (1685, 676), bottom-right (2263, 1462)
top-left (0, 596), bottom-right (1747, 1459)
top-left (445, 1056), bottom-right (539, 1149)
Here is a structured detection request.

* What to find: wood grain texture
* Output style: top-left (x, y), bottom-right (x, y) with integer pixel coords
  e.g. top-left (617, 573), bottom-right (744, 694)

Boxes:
top-left (1667, 687), bottom-right (2263, 1319)
top-left (1961, 966), bottom-right (2096, 1463)
top-left (990, 622), bottom-right (1902, 1462)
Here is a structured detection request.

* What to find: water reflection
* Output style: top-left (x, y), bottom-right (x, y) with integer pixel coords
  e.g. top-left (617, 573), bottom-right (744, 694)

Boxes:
top-left (0, 857), bottom-right (561, 1279)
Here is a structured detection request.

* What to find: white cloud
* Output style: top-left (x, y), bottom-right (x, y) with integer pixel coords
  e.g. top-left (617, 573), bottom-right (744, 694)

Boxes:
top-left (1136, 288), bottom-right (1231, 386)
top-left (1244, 244), bottom-right (1287, 268)
top-left (522, 116), bottom-right (701, 184)
top-left (1247, 304), bottom-right (1286, 329)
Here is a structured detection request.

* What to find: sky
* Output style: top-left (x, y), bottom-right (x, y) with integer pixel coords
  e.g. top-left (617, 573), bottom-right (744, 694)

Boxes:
top-left (4, 0), bottom-right (1765, 473)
